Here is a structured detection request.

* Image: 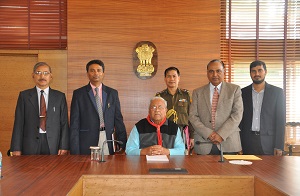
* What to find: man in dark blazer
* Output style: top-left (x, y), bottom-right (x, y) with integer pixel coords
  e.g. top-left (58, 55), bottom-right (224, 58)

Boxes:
top-left (189, 59), bottom-right (243, 155)
top-left (239, 60), bottom-right (286, 155)
top-left (10, 62), bottom-right (69, 155)
top-left (70, 59), bottom-right (127, 155)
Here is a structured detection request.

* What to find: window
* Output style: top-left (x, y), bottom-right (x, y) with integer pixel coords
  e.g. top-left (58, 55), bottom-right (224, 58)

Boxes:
top-left (0, 0), bottom-right (67, 49)
top-left (221, 0), bottom-right (300, 144)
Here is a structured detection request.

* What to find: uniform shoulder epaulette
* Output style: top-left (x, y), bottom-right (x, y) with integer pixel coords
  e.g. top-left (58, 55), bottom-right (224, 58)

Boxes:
top-left (155, 89), bottom-right (167, 96)
top-left (180, 88), bottom-right (190, 93)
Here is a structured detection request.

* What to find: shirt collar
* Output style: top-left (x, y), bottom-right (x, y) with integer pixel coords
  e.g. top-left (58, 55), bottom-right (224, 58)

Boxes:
top-left (166, 88), bottom-right (181, 95)
top-left (90, 83), bottom-right (103, 94)
top-left (251, 84), bottom-right (265, 93)
top-left (36, 86), bottom-right (49, 95)
top-left (209, 82), bottom-right (222, 91)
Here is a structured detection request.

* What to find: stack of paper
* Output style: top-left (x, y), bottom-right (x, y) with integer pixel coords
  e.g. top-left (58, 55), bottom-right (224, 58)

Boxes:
top-left (146, 155), bottom-right (169, 162)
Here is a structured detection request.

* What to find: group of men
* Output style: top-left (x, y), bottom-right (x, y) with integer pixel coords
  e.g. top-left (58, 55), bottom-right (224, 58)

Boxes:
top-left (10, 60), bottom-right (127, 156)
top-left (9, 59), bottom-right (285, 156)
top-left (189, 59), bottom-right (285, 156)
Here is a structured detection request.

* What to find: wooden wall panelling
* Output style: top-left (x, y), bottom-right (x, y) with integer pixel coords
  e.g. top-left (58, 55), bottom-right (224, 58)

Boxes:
top-left (0, 1), bottom-right (220, 153)
top-left (68, 0), bottom-right (221, 135)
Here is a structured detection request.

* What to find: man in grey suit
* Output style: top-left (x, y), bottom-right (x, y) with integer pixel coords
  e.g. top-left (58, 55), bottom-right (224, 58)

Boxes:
top-left (70, 59), bottom-right (127, 155)
top-left (189, 59), bottom-right (243, 155)
top-left (10, 62), bottom-right (69, 155)
top-left (239, 60), bottom-right (285, 155)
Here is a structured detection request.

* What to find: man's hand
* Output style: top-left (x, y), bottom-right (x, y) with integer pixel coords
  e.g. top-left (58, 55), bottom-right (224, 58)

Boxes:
top-left (151, 145), bottom-right (170, 155)
top-left (58, 150), bottom-right (68, 155)
top-left (189, 139), bottom-right (195, 148)
top-left (141, 145), bottom-right (170, 155)
top-left (114, 148), bottom-right (125, 155)
top-left (208, 132), bottom-right (216, 141)
top-left (274, 148), bottom-right (283, 156)
top-left (11, 151), bottom-right (21, 156)
top-left (208, 131), bottom-right (223, 144)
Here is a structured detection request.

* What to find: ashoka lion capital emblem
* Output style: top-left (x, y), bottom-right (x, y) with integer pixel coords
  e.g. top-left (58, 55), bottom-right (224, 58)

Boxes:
top-left (136, 44), bottom-right (155, 76)
top-left (133, 41), bottom-right (158, 79)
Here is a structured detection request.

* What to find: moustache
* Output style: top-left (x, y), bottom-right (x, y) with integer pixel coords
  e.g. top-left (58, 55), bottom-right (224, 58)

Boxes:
top-left (38, 79), bottom-right (47, 82)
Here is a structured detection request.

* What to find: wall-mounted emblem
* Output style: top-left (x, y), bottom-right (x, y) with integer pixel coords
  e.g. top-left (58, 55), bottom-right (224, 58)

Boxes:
top-left (133, 41), bottom-right (157, 79)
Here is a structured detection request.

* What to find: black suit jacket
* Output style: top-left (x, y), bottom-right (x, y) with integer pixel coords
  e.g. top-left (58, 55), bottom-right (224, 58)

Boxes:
top-left (70, 83), bottom-right (127, 155)
top-left (239, 82), bottom-right (286, 154)
top-left (10, 87), bottom-right (69, 155)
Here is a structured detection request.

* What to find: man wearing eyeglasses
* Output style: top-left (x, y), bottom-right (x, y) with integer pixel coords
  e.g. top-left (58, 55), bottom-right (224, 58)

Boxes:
top-left (10, 62), bottom-right (69, 155)
top-left (125, 96), bottom-right (185, 155)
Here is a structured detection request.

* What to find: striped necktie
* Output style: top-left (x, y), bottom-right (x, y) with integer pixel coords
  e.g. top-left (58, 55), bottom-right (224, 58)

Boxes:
top-left (211, 86), bottom-right (219, 130)
top-left (95, 87), bottom-right (104, 126)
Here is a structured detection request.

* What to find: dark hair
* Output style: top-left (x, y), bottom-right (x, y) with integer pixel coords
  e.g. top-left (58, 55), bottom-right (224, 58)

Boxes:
top-left (250, 60), bottom-right (267, 71)
top-left (33, 62), bottom-right (52, 73)
top-left (206, 59), bottom-right (225, 70)
top-left (86, 59), bottom-right (105, 72)
top-left (164, 66), bottom-right (180, 77)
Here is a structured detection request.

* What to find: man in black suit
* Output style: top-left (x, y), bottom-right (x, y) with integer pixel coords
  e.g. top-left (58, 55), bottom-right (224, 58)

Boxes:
top-left (10, 62), bottom-right (69, 155)
top-left (70, 59), bottom-right (127, 155)
top-left (239, 60), bottom-right (286, 155)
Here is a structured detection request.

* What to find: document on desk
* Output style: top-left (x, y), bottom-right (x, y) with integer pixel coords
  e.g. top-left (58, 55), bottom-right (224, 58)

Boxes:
top-left (223, 155), bottom-right (262, 160)
top-left (146, 155), bottom-right (169, 162)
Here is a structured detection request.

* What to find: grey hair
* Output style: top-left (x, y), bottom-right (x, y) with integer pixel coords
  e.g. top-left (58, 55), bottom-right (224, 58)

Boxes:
top-left (149, 96), bottom-right (168, 108)
top-left (33, 62), bottom-right (52, 73)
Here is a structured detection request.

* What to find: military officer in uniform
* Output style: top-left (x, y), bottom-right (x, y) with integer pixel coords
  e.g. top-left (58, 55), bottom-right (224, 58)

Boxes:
top-left (156, 67), bottom-right (194, 154)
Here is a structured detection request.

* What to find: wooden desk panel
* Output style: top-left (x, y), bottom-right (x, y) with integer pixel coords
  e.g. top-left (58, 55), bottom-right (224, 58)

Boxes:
top-left (76, 175), bottom-right (255, 195)
top-left (0, 155), bottom-right (299, 195)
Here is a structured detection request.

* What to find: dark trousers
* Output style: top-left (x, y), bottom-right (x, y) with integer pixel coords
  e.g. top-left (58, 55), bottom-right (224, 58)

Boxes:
top-left (38, 133), bottom-right (50, 155)
top-left (242, 133), bottom-right (264, 155)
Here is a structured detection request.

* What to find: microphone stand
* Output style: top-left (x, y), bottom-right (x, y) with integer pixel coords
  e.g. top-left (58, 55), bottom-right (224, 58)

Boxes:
top-left (195, 141), bottom-right (224, 162)
top-left (100, 140), bottom-right (123, 163)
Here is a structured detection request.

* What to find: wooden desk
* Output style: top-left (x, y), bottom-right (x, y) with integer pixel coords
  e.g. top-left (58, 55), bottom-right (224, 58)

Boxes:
top-left (0, 155), bottom-right (299, 195)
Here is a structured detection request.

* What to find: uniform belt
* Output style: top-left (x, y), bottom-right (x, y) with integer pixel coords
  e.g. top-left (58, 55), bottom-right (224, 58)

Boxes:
top-left (250, 131), bottom-right (260, 135)
top-left (99, 127), bottom-right (105, 131)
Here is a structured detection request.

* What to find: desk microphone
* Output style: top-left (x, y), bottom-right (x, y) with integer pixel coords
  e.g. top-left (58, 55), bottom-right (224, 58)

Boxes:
top-left (100, 140), bottom-right (123, 162)
top-left (195, 141), bottom-right (224, 162)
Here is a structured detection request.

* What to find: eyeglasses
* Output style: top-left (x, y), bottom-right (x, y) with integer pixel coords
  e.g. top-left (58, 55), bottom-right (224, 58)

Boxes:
top-left (35, 71), bottom-right (50, 76)
top-left (150, 105), bottom-right (166, 111)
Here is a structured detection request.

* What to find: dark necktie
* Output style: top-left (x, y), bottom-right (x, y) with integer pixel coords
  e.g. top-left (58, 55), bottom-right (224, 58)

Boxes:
top-left (211, 86), bottom-right (219, 130)
top-left (40, 90), bottom-right (47, 131)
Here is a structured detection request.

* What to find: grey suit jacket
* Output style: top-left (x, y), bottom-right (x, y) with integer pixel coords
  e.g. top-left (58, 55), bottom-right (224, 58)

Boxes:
top-left (239, 82), bottom-right (286, 154)
top-left (189, 82), bottom-right (243, 154)
top-left (10, 87), bottom-right (69, 155)
top-left (70, 83), bottom-right (127, 155)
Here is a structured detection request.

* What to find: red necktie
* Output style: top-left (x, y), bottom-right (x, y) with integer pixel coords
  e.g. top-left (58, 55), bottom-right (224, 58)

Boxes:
top-left (40, 90), bottom-right (47, 131)
top-left (211, 86), bottom-right (219, 130)
top-left (146, 115), bottom-right (166, 146)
